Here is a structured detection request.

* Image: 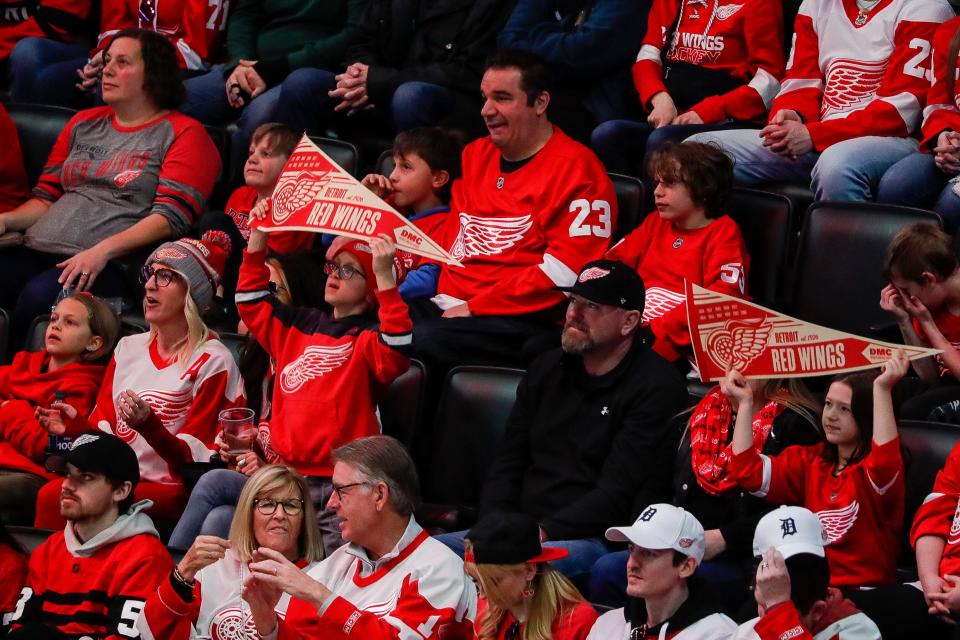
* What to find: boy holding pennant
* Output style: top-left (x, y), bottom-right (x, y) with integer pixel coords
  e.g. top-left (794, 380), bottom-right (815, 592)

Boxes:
top-left (685, 282), bottom-right (940, 381)
top-left (256, 135), bottom-right (459, 267)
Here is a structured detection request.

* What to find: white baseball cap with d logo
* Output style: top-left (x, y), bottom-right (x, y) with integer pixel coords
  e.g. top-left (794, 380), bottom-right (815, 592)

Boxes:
top-left (605, 503), bottom-right (706, 564)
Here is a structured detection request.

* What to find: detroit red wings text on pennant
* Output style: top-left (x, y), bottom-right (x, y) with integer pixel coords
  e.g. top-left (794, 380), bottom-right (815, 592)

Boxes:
top-left (685, 282), bottom-right (941, 380)
top-left (260, 135), bottom-right (460, 266)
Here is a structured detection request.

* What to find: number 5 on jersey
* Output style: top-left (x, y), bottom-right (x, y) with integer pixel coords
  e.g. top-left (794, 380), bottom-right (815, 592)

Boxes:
top-left (568, 199), bottom-right (612, 238)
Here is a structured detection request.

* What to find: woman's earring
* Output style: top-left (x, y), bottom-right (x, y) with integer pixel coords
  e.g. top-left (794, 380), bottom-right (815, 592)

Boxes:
top-left (522, 581), bottom-right (535, 599)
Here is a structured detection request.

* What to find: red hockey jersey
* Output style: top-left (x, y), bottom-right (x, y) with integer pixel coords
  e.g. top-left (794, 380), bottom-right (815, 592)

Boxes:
top-left (236, 248), bottom-right (411, 477)
top-left (271, 518), bottom-right (476, 640)
top-left (773, 0), bottom-right (953, 151)
top-left (605, 213), bottom-right (749, 361)
top-left (0, 543), bottom-right (27, 633)
top-left (90, 333), bottom-right (245, 483)
top-left (139, 550), bottom-right (319, 639)
top-left (7, 501), bottom-right (173, 639)
top-left (920, 17), bottom-right (960, 147)
top-left (0, 350), bottom-right (106, 475)
top-left (0, 104), bottom-right (29, 210)
top-left (911, 440), bottom-right (960, 578)
top-left (0, 0), bottom-right (91, 60)
top-left (912, 305), bottom-right (960, 378)
top-left (730, 439), bottom-right (904, 587)
top-left (435, 129), bottom-right (616, 316)
top-left (226, 185), bottom-right (315, 255)
top-left (734, 590), bottom-right (881, 640)
top-left (633, 0), bottom-right (785, 122)
top-left (93, 0), bottom-right (227, 69)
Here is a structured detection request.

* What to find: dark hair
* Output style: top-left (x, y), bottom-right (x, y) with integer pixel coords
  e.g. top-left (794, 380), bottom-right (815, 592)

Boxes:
top-left (881, 223), bottom-right (958, 284)
top-left (784, 553), bottom-right (831, 615)
top-left (822, 371), bottom-right (877, 466)
top-left (251, 122), bottom-right (299, 159)
top-left (110, 477), bottom-right (136, 515)
top-left (672, 550), bottom-right (689, 567)
top-left (392, 127), bottom-right (465, 201)
top-left (647, 142), bottom-right (734, 218)
top-left (484, 49), bottom-right (552, 107)
top-left (239, 251), bottom-right (328, 419)
top-left (107, 28), bottom-right (185, 109)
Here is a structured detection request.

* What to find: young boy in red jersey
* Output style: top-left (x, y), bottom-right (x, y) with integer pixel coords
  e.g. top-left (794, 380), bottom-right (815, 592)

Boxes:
top-left (605, 141), bottom-right (749, 363)
top-left (236, 218), bottom-right (411, 551)
top-left (881, 224), bottom-right (960, 418)
top-left (353, 127), bottom-right (462, 300)
top-left (5, 431), bottom-right (172, 639)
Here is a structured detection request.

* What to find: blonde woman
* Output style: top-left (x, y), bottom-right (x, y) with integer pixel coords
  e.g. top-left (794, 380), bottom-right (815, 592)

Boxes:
top-left (138, 464), bottom-right (324, 638)
top-left (35, 231), bottom-right (246, 529)
top-left (465, 513), bottom-right (597, 640)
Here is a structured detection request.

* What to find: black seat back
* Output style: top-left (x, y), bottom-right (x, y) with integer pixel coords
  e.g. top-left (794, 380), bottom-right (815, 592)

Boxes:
top-left (8, 526), bottom-right (56, 555)
top-left (380, 359), bottom-right (426, 449)
top-left (6, 103), bottom-right (77, 186)
top-left (217, 331), bottom-right (247, 366)
top-left (377, 149), bottom-right (395, 177)
top-left (788, 202), bottom-right (942, 335)
top-left (204, 125), bottom-right (232, 211)
top-left (425, 366), bottom-right (524, 506)
top-left (610, 172), bottom-right (645, 241)
top-left (308, 136), bottom-right (360, 177)
top-left (899, 420), bottom-right (960, 567)
top-left (726, 188), bottom-right (795, 309)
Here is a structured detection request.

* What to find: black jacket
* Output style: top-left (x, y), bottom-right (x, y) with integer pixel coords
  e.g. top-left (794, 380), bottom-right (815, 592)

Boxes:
top-left (672, 409), bottom-right (821, 561)
top-left (342, 0), bottom-right (515, 106)
top-left (481, 328), bottom-right (689, 540)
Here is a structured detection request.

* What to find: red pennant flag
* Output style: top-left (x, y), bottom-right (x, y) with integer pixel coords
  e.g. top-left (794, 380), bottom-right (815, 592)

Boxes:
top-left (259, 135), bottom-right (460, 266)
top-left (686, 282), bottom-right (941, 381)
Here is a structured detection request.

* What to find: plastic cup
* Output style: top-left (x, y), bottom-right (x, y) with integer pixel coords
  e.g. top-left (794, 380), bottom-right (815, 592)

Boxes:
top-left (219, 408), bottom-right (256, 457)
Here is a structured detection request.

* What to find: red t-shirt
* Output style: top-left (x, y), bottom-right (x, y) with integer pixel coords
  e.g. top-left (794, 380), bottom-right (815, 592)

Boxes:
top-left (0, 104), bottom-right (29, 210)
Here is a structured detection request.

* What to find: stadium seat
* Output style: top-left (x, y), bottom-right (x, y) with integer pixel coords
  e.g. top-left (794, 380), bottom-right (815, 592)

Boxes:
top-left (610, 172), bottom-right (645, 241)
top-left (8, 525), bottom-right (56, 554)
top-left (217, 331), bottom-right (246, 366)
top-left (786, 202), bottom-right (942, 337)
top-left (204, 125), bottom-right (232, 211)
top-left (0, 307), bottom-right (10, 364)
top-left (376, 149), bottom-right (394, 177)
top-left (897, 419), bottom-right (960, 580)
top-left (5, 102), bottom-right (77, 186)
top-left (759, 183), bottom-right (815, 226)
top-left (308, 136), bottom-right (360, 177)
top-left (420, 366), bottom-right (524, 530)
top-left (726, 188), bottom-right (796, 309)
top-left (380, 359), bottom-right (426, 449)
top-left (26, 313), bottom-right (148, 353)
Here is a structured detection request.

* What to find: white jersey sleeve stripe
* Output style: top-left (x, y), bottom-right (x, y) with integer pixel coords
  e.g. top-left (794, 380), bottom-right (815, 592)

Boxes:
top-left (750, 454), bottom-right (773, 498)
top-left (637, 44), bottom-right (662, 64)
top-left (748, 67), bottom-right (782, 108)
top-left (779, 78), bottom-right (824, 95)
top-left (539, 252), bottom-right (578, 287)
top-left (879, 91), bottom-right (922, 130)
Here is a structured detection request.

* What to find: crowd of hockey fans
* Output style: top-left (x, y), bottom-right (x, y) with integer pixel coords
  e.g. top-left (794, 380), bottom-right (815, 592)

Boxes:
top-left (5, 0), bottom-right (960, 636)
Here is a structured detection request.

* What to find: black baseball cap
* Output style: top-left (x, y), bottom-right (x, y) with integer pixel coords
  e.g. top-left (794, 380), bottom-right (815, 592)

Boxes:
top-left (465, 512), bottom-right (568, 564)
top-left (555, 260), bottom-right (645, 311)
top-left (50, 430), bottom-right (140, 487)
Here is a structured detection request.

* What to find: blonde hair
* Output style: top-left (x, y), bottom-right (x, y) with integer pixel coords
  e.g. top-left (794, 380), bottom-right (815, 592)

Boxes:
top-left (229, 465), bottom-right (324, 563)
top-left (148, 292), bottom-right (211, 367)
top-left (465, 542), bottom-right (586, 640)
top-left (63, 294), bottom-right (121, 363)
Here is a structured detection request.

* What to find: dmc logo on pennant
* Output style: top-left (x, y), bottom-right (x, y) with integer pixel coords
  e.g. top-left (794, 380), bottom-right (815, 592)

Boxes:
top-left (779, 518), bottom-right (797, 538)
top-left (639, 507), bottom-right (658, 522)
top-left (71, 433), bottom-right (100, 449)
top-left (578, 267), bottom-right (610, 282)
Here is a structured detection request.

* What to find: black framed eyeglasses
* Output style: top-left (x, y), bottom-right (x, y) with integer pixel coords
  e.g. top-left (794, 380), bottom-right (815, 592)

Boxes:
top-left (324, 261), bottom-right (366, 281)
top-left (139, 264), bottom-right (177, 287)
top-left (268, 281), bottom-right (289, 295)
top-left (254, 498), bottom-right (304, 516)
top-left (332, 481), bottom-right (370, 500)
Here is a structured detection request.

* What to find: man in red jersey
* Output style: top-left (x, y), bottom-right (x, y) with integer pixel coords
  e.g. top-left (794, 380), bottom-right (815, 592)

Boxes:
top-left (5, 431), bottom-right (171, 639)
top-left (406, 49), bottom-right (618, 366)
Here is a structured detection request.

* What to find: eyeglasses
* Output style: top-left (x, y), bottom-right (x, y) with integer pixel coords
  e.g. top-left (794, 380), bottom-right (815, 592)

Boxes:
top-left (254, 498), bottom-right (304, 516)
top-left (139, 265), bottom-right (177, 287)
top-left (324, 261), bottom-right (366, 281)
top-left (332, 481), bottom-right (370, 501)
top-left (268, 281), bottom-right (289, 295)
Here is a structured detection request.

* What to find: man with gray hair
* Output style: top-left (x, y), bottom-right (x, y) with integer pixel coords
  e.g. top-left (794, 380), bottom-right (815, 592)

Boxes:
top-left (242, 435), bottom-right (477, 639)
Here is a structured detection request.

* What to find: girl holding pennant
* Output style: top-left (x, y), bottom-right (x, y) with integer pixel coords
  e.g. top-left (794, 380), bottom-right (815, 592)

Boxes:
top-left (725, 352), bottom-right (909, 589)
top-left (234, 209), bottom-right (411, 552)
